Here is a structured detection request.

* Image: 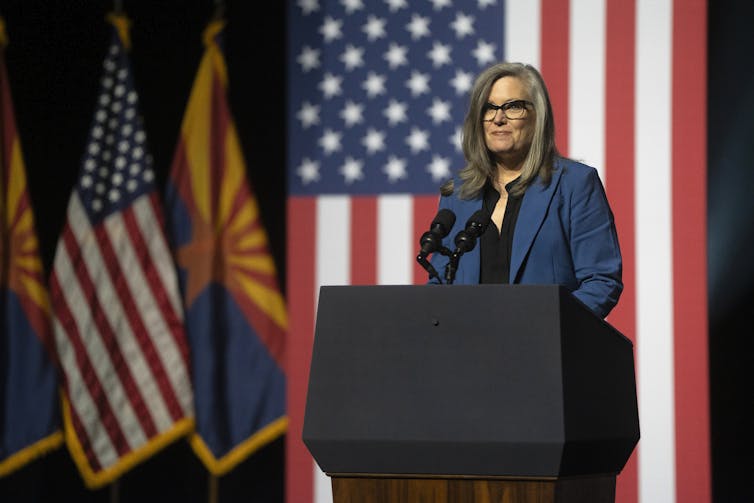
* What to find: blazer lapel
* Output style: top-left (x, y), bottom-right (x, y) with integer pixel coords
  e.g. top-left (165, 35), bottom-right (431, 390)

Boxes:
top-left (509, 165), bottom-right (563, 282)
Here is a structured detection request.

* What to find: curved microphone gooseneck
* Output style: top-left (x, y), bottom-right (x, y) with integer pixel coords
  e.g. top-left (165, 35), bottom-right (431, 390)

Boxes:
top-left (416, 209), bottom-right (456, 283)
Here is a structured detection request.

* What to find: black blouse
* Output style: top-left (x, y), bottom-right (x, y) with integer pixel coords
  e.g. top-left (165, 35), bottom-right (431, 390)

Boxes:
top-left (479, 179), bottom-right (523, 284)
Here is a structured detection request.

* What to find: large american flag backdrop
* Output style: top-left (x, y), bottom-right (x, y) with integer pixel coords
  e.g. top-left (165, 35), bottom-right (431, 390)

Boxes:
top-left (286, 1), bottom-right (708, 502)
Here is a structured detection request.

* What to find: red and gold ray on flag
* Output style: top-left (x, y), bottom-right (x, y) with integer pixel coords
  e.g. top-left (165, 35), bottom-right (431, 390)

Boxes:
top-left (165, 20), bottom-right (286, 475)
top-left (0, 17), bottom-right (63, 477)
top-left (48, 14), bottom-right (194, 488)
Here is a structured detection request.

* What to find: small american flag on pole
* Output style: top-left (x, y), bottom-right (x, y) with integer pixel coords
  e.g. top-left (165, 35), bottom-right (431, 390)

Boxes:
top-left (49, 15), bottom-right (193, 488)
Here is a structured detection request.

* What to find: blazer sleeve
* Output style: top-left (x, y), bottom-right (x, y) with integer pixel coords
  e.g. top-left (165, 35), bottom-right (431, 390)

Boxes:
top-left (566, 167), bottom-right (623, 318)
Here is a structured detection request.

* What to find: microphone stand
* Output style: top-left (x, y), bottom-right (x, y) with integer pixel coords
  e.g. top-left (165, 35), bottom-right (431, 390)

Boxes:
top-left (417, 246), bottom-right (452, 283)
top-left (444, 250), bottom-right (462, 285)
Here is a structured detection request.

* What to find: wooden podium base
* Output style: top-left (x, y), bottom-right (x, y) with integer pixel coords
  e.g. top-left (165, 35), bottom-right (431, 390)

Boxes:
top-left (330, 474), bottom-right (616, 503)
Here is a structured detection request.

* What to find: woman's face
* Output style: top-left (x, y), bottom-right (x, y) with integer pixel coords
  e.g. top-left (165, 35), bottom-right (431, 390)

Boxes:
top-left (483, 76), bottom-right (535, 167)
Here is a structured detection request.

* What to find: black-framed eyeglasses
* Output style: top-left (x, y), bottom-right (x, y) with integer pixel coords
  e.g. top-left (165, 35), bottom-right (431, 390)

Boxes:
top-left (482, 99), bottom-right (532, 121)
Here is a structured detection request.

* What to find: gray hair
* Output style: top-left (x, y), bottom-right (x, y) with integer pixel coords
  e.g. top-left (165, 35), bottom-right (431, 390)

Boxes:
top-left (454, 62), bottom-right (558, 199)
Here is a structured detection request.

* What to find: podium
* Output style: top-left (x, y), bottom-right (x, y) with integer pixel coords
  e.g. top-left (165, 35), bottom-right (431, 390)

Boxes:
top-left (303, 285), bottom-right (639, 503)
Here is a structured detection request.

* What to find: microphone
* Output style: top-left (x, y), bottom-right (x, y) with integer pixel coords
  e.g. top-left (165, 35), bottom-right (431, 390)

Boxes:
top-left (416, 209), bottom-right (456, 282)
top-left (419, 209), bottom-right (456, 255)
top-left (445, 209), bottom-right (490, 284)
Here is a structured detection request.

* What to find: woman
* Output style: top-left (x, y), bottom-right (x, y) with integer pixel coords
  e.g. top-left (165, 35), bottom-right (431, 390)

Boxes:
top-left (429, 62), bottom-right (622, 318)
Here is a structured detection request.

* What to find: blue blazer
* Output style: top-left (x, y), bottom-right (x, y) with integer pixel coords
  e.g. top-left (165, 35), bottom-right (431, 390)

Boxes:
top-left (429, 157), bottom-right (623, 318)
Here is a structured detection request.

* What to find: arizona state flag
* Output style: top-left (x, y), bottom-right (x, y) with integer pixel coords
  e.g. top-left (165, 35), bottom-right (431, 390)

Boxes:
top-left (165, 20), bottom-right (286, 475)
top-left (0, 18), bottom-right (62, 477)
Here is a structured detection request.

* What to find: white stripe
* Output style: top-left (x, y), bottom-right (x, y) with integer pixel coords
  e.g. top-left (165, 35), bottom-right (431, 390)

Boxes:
top-left (62, 196), bottom-right (151, 454)
top-left (133, 195), bottom-right (185, 321)
top-left (51, 250), bottom-right (119, 468)
top-left (315, 196), bottom-right (351, 290)
top-left (314, 469), bottom-right (333, 503)
top-left (636, 1), bottom-right (676, 501)
top-left (569, 0), bottom-right (606, 180)
top-left (504, 0), bottom-right (541, 67)
top-left (129, 196), bottom-right (194, 417)
top-left (312, 196), bottom-right (349, 503)
top-left (103, 204), bottom-right (184, 431)
top-left (377, 195), bottom-right (412, 285)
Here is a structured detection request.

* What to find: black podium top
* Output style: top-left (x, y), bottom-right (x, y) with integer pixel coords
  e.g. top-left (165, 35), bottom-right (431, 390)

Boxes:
top-left (303, 285), bottom-right (639, 477)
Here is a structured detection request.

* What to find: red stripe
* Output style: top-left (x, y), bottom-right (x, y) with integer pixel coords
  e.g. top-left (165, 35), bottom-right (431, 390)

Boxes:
top-left (64, 386), bottom-right (104, 473)
top-left (121, 202), bottom-right (188, 423)
top-left (350, 196), bottom-right (377, 285)
top-left (540, 0), bottom-right (570, 156)
top-left (605, 1), bottom-right (638, 501)
top-left (52, 230), bottom-right (133, 459)
top-left (49, 271), bottom-right (102, 472)
top-left (412, 195), bottom-right (440, 285)
top-left (672, 1), bottom-right (710, 501)
top-left (88, 225), bottom-right (157, 437)
top-left (286, 196), bottom-right (316, 503)
top-left (146, 194), bottom-right (192, 368)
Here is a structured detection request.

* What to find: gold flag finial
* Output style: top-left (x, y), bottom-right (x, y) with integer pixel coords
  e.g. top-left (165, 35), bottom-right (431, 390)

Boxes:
top-left (202, 19), bottom-right (225, 48)
top-left (106, 13), bottom-right (131, 50)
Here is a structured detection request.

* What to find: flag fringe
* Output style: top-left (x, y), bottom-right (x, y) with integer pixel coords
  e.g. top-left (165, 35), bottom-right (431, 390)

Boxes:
top-left (189, 416), bottom-right (288, 476)
top-left (61, 395), bottom-right (194, 489)
top-left (0, 430), bottom-right (64, 477)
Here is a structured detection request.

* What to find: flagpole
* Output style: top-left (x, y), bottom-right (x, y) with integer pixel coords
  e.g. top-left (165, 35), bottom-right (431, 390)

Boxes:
top-left (110, 479), bottom-right (119, 503)
top-left (0, 18), bottom-right (8, 330)
top-left (212, 0), bottom-right (224, 19)
top-left (208, 472), bottom-right (218, 503)
top-left (206, 6), bottom-right (223, 502)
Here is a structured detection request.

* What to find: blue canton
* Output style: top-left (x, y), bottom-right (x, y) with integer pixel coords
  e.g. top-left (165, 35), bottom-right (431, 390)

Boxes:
top-left (288, 0), bottom-right (504, 195)
top-left (77, 32), bottom-right (155, 223)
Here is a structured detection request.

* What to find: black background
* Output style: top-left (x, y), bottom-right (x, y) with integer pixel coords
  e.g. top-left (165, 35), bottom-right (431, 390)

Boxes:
top-left (0, 0), bottom-right (752, 502)
top-left (0, 1), bottom-right (285, 502)
top-left (707, 1), bottom-right (754, 501)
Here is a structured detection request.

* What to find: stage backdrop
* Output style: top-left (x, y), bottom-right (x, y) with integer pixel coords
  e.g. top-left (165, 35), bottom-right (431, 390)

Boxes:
top-left (286, 1), bottom-right (708, 503)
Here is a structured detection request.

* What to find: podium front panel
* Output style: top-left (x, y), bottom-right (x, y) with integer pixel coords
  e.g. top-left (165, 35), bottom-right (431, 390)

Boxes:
top-left (303, 285), bottom-right (638, 477)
